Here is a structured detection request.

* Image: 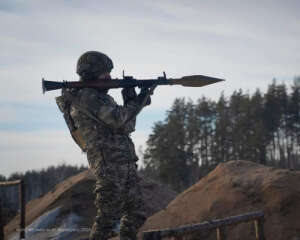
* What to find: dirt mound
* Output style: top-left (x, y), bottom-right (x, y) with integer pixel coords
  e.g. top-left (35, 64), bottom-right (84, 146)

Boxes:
top-left (4, 170), bottom-right (177, 240)
top-left (140, 160), bottom-right (300, 240)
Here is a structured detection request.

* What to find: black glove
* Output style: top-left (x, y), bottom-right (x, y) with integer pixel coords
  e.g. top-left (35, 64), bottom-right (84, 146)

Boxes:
top-left (137, 85), bottom-right (156, 106)
top-left (139, 87), bottom-right (151, 106)
top-left (122, 87), bottom-right (137, 105)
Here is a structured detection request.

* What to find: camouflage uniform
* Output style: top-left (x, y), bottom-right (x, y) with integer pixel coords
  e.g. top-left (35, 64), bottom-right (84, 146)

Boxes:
top-left (56, 52), bottom-right (147, 240)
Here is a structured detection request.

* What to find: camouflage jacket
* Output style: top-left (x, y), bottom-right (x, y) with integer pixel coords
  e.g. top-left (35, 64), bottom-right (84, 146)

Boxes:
top-left (56, 88), bottom-right (142, 162)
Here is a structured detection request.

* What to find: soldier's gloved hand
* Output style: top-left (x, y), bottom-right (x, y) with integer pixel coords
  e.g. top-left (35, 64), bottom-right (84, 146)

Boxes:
top-left (122, 87), bottom-right (137, 105)
top-left (137, 85), bottom-right (156, 106)
top-left (139, 87), bottom-right (151, 106)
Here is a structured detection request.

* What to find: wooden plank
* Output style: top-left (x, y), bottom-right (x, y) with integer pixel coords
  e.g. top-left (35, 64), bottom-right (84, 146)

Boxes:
top-left (19, 180), bottom-right (26, 239)
top-left (216, 227), bottom-right (226, 240)
top-left (254, 219), bottom-right (265, 240)
top-left (0, 180), bottom-right (21, 187)
top-left (143, 211), bottom-right (264, 239)
top-left (254, 220), bottom-right (259, 240)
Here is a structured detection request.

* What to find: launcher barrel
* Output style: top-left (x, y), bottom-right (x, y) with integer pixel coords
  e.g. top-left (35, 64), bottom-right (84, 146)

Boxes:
top-left (42, 74), bottom-right (224, 94)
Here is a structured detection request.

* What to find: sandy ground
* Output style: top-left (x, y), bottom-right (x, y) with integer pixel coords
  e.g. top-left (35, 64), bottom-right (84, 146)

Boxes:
top-left (5, 160), bottom-right (300, 240)
top-left (4, 170), bottom-right (177, 240)
top-left (140, 160), bottom-right (300, 240)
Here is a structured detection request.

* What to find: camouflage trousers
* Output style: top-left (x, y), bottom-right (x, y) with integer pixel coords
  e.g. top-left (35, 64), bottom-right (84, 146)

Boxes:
top-left (87, 148), bottom-right (146, 240)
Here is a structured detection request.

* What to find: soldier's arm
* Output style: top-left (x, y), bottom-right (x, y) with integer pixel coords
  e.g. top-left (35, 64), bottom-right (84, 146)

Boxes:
top-left (79, 88), bottom-right (144, 130)
top-left (121, 87), bottom-right (138, 132)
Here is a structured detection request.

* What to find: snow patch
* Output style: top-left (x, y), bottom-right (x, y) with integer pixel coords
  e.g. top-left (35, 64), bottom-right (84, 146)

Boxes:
top-left (8, 206), bottom-right (85, 240)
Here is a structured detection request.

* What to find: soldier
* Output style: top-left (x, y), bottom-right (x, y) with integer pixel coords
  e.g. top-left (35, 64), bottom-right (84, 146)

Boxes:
top-left (56, 51), bottom-right (153, 240)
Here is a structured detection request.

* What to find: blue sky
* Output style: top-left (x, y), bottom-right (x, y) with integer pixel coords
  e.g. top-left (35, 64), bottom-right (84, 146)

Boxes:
top-left (0, 0), bottom-right (299, 177)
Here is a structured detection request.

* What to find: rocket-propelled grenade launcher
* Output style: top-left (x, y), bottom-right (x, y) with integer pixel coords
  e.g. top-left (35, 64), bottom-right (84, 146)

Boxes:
top-left (42, 72), bottom-right (224, 94)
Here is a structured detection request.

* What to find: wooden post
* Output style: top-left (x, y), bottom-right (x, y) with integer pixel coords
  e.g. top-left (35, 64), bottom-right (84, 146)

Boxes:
top-left (0, 180), bottom-right (21, 187)
top-left (143, 211), bottom-right (264, 240)
top-left (216, 227), bottom-right (226, 240)
top-left (19, 180), bottom-right (26, 240)
top-left (254, 219), bottom-right (265, 240)
top-left (0, 180), bottom-right (27, 240)
top-left (0, 198), bottom-right (4, 240)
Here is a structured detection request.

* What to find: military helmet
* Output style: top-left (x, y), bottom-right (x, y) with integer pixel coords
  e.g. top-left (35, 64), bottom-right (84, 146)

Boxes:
top-left (76, 51), bottom-right (113, 81)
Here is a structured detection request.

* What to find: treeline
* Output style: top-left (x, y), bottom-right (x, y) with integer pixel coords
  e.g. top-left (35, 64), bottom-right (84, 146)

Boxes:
top-left (141, 78), bottom-right (300, 192)
top-left (0, 164), bottom-right (87, 211)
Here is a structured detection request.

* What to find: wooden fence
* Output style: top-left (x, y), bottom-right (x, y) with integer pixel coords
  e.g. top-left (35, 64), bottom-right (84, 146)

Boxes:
top-left (143, 211), bottom-right (265, 240)
top-left (0, 180), bottom-right (26, 240)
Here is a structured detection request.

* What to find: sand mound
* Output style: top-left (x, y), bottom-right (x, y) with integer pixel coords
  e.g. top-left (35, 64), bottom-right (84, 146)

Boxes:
top-left (5, 170), bottom-right (177, 240)
top-left (140, 160), bottom-right (300, 240)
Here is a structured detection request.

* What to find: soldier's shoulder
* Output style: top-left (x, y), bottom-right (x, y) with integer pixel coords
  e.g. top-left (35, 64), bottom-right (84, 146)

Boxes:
top-left (55, 89), bottom-right (78, 112)
top-left (79, 88), bottom-right (116, 106)
top-left (55, 95), bottom-right (66, 113)
top-left (77, 88), bottom-right (100, 103)
top-left (79, 88), bottom-right (99, 98)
